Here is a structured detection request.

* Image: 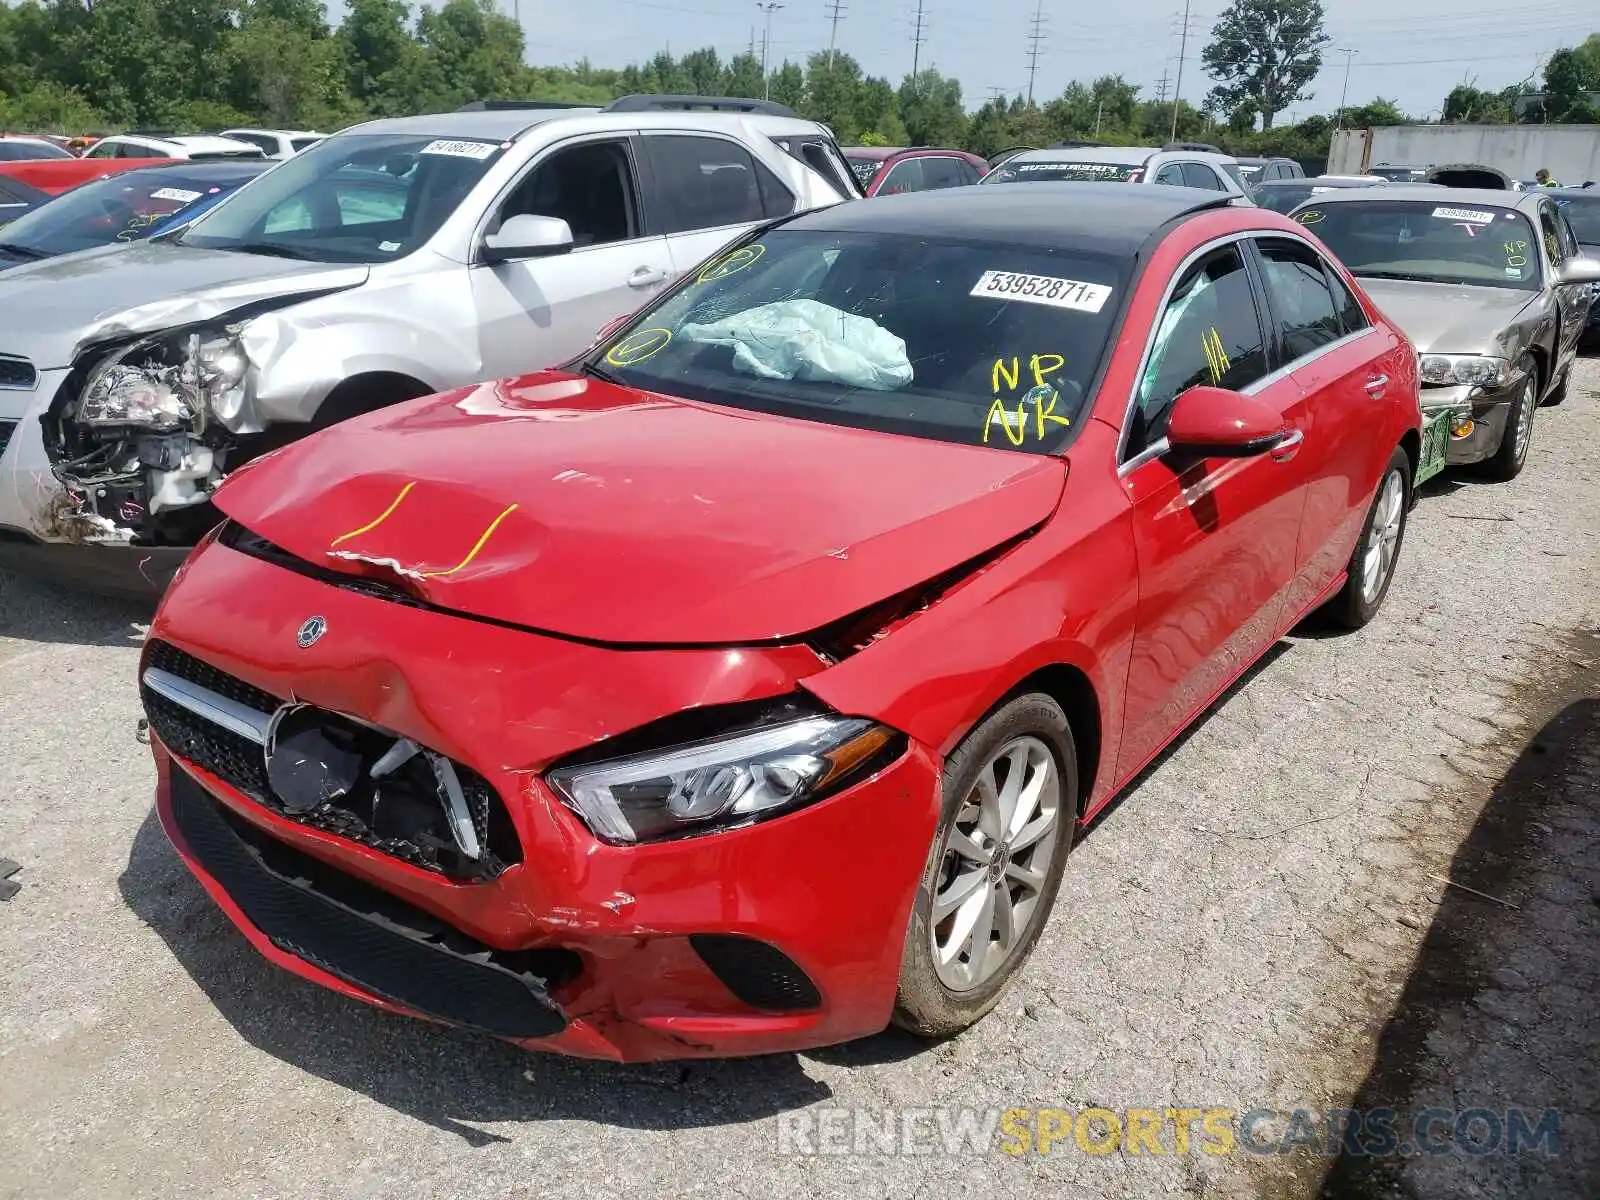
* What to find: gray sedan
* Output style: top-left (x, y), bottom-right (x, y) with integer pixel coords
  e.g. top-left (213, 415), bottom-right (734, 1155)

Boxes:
top-left (1288, 186), bottom-right (1600, 481)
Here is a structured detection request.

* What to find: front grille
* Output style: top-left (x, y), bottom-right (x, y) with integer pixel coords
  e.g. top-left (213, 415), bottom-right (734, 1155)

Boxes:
top-left (689, 934), bottom-right (822, 1012)
top-left (0, 420), bottom-right (18, 461)
top-left (143, 639), bottom-right (522, 881)
top-left (169, 770), bottom-right (573, 1039)
top-left (0, 355), bottom-right (35, 390)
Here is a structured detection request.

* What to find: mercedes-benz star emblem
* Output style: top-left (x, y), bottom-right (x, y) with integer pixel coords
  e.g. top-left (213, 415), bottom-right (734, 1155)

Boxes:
top-left (296, 616), bottom-right (327, 648)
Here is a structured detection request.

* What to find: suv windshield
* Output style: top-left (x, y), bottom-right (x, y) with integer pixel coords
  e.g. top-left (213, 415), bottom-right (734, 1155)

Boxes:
top-left (1297, 200), bottom-right (1540, 290)
top-left (982, 159), bottom-right (1142, 184)
top-left (587, 228), bottom-right (1127, 454)
top-left (0, 169), bottom-right (254, 256)
top-left (179, 132), bottom-right (507, 263)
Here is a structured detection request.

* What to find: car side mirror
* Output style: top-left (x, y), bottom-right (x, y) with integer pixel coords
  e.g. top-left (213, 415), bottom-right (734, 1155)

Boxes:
top-left (1167, 386), bottom-right (1290, 458)
top-left (1555, 255), bottom-right (1600, 286)
top-left (593, 314), bottom-right (630, 344)
top-left (482, 214), bottom-right (575, 264)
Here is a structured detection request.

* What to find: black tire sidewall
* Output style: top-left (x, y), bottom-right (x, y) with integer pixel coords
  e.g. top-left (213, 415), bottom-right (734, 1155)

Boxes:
top-left (892, 692), bottom-right (1079, 1038)
top-left (1331, 446), bottom-right (1411, 630)
top-left (1485, 365), bottom-right (1537, 480)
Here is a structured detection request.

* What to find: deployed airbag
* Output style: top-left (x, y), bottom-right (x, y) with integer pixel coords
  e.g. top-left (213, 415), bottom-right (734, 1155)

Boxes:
top-left (680, 299), bottom-right (913, 390)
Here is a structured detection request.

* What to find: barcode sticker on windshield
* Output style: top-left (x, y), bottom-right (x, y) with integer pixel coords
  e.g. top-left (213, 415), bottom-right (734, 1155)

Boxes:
top-left (970, 270), bottom-right (1112, 313)
top-left (419, 139), bottom-right (499, 160)
top-left (150, 188), bottom-right (202, 203)
top-left (1433, 205), bottom-right (1496, 224)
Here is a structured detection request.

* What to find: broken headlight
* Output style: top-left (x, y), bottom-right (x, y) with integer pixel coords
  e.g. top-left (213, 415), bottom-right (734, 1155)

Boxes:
top-left (1417, 354), bottom-right (1511, 389)
top-left (79, 328), bottom-right (250, 431)
top-left (547, 715), bottom-right (899, 844)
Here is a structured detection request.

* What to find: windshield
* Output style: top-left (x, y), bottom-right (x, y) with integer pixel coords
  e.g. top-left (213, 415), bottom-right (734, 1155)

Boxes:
top-left (0, 169), bottom-right (254, 256)
top-left (1554, 195), bottom-right (1600, 244)
top-left (1296, 200), bottom-right (1539, 290)
top-left (982, 159), bottom-right (1142, 184)
top-left (845, 156), bottom-right (882, 185)
top-left (179, 131), bottom-right (506, 263)
top-left (586, 229), bottom-right (1127, 455)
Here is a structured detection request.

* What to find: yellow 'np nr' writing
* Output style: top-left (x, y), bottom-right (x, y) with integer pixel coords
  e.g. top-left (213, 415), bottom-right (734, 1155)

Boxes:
top-left (985, 354), bottom-right (1070, 445)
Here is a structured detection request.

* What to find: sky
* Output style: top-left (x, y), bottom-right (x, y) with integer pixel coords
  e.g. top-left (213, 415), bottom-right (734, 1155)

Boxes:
top-left (507, 0), bottom-right (1598, 120)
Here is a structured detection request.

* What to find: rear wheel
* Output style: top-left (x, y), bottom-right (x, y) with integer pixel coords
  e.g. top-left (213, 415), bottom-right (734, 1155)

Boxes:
top-left (1322, 446), bottom-right (1410, 631)
top-left (892, 693), bottom-right (1077, 1038)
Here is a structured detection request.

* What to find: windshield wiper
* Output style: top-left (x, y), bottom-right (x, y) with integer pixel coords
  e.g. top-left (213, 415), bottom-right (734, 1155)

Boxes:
top-left (0, 242), bottom-right (46, 260)
top-left (1356, 270), bottom-right (1438, 283)
top-left (224, 241), bottom-right (323, 261)
top-left (580, 360), bottom-right (628, 385)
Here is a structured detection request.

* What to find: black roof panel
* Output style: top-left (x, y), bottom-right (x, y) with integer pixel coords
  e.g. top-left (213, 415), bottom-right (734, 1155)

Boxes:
top-left (785, 182), bottom-right (1232, 255)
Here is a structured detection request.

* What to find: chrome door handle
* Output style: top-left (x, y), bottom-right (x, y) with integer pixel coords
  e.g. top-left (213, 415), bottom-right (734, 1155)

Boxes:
top-left (627, 266), bottom-right (669, 288)
top-left (1364, 373), bottom-right (1389, 397)
top-left (1270, 428), bottom-right (1305, 462)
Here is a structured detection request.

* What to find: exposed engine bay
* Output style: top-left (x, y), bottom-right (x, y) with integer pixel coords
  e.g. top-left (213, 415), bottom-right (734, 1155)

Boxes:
top-left (42, 323), bottom-right (275, 546)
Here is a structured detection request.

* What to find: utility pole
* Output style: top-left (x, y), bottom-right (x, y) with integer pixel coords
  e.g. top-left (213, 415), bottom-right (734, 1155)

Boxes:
top-left (748, 26), bottom-right (757, 57)
top-left (911, 0), bottom-right (929, 82)
top-left (1170, 0), bottom-right (1194, 143)
top-left (1155, 69), bottom-right (1170, 105)
top-left (825, 1), bottom-right (847, 73)
top-left (757, 2), bottom-right (784, 100)
top-left (1025, 0), bottom-right (1045, 106)
top-left (1334, 48), bottom-right (1357, 129)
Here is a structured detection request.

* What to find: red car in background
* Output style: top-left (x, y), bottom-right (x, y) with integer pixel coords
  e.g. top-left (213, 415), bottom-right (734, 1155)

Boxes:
top-left (0, 155), bottom-right (173, 196)
top-left (844, 145), bottom-right (989, 195)
top-left (142, 184), bottom-right (1422, 1062)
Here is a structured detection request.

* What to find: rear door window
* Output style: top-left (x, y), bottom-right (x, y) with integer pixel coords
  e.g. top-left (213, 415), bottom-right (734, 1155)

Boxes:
top-left (920, 157), bottom-right (970, 190)
top-left (1181, 162), bottom-right (1224, 190)
top-left (644, 135), bottom-right (766, 233)
top-left (1255, 239), bottom-right (1344, 361)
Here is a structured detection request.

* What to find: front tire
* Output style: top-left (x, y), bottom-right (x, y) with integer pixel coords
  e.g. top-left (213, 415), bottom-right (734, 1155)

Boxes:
top-left (892, 693), bottom-right (1078, 1039)
top-left (1479, 364), bottom-right (1538, 481)
top-left (1322, 446), bottom-right (1410, 631)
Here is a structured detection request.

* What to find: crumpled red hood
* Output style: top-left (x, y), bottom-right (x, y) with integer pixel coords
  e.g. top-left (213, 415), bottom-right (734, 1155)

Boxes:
top-left (214, 371), bottom-right (1066, 645)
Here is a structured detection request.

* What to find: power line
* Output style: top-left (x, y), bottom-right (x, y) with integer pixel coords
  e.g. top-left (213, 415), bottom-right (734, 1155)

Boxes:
top-left (756, 2), bottom-right (784, 99)
top-left (1025, 0), bottom-right (1046, 105)
top-left (824, 0), bottom-right (847, 72)
top-left (910, 0), bottom-right (929, 81)
top-left (1169, 0), bottom-right (1198, 141)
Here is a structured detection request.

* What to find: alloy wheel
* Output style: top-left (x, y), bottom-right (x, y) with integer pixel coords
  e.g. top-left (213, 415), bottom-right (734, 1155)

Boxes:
top-left (1512, 377), bottom-right (1537, 466)
top-left (1360, 468), bottom-right (1405, 605)
top-left (931, 735), bottom-right (1062, 991)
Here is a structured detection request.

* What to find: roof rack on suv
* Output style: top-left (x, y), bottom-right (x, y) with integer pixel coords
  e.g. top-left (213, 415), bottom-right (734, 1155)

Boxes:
top-left (1163, 141), bottom-right (1224, 153)
top-left (602, 94), bottom-right (801, 118)
top-left (455, 100), bottom-right (592, 111)
top-left (127, 129), bottom-right (177, 138)
top-left (1049, 139), bottom-right (1108, 148)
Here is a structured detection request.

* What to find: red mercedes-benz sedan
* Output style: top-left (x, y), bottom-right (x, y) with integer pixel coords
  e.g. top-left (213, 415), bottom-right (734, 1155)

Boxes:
top-left (142, 184), bottom-right (1424, 1061)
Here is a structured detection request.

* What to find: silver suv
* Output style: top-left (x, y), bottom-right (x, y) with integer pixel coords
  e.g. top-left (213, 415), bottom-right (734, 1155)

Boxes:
top-left (0, 95), bottom-right (859, 587)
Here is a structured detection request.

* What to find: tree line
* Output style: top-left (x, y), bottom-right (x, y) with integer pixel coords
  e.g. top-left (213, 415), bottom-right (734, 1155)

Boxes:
top-left (0, 0), bottom-right (1595, 163)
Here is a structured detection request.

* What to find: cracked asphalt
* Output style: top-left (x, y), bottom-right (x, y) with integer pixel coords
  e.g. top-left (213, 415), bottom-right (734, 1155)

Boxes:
top-left (2, 358), bottom-right (1597, 1200)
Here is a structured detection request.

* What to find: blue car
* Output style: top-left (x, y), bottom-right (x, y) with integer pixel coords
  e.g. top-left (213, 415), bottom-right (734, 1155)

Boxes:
top-left (0, 174), bottom-right (50, 227)
top-left (0, 161), bottom-right (272, 270)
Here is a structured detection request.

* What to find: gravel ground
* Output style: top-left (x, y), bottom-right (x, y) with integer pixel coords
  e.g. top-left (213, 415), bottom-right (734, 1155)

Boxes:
top-left (2, 358), bottom-right (1597, 1200)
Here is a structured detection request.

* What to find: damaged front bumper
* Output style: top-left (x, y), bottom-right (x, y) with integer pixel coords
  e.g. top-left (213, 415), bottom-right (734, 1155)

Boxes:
top-left (1419, 382), bottom-right (1516, 468)
top-left (145, 538), bottom-right (942, 1061)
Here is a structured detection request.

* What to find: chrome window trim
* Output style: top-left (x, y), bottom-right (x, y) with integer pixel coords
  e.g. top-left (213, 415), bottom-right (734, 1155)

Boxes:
top-left (1115, 230), bottom-right (1379, 477)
